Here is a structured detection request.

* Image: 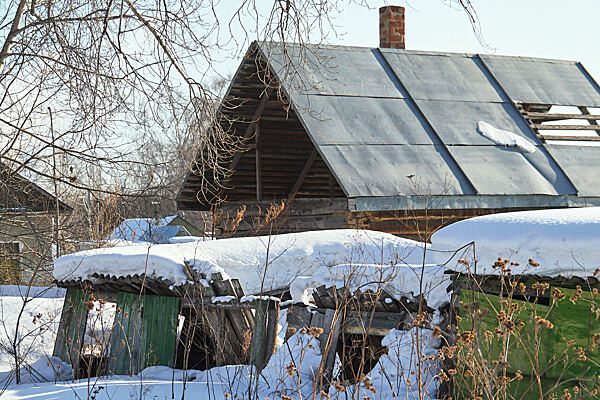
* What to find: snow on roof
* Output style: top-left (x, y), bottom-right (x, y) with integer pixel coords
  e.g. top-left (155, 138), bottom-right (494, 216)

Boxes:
top-left (431, 207), bottom-right (600, 277)
top-left (54, 229), bottom-right (437, 294)
top-left (477, 121), bottom-right (536, 153)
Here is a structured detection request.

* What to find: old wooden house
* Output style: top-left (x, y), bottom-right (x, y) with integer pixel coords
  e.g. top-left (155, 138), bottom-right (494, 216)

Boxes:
top-left (0, 165), bottom-right (71, 284)
top-left (178, 6), bottom-right (600, 241)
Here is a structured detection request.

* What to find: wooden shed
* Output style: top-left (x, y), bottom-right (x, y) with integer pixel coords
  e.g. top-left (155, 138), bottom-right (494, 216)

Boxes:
top-left (52, 273), bottom-right (280, 378)
top-left (178, 41), bottom-right (600, 241)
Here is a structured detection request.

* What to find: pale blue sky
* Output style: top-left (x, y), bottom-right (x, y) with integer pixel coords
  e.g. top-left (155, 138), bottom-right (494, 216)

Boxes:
top-left (213, 0), bottom-right (600, 82)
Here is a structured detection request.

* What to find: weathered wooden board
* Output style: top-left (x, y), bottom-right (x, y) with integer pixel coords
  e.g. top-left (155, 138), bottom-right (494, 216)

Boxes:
top-left (108, 292), bottom-right (143, 375)
top-left (53, 287), bottom-right (88, 371)
top-left (141, 295), bottom-right (180, 369)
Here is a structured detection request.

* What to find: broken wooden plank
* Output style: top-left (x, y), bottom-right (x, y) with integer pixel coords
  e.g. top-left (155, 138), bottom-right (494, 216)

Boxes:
top-left (263, 300), bottom-right (280, 366)
top-left (319, 308), bottom-right (343, 389)
top-left (533, 124), bottom-right (600, 131)
top-left (524, 112), bottom-right (600, 121)
top-left (343, 310), bottom-right (408, 336)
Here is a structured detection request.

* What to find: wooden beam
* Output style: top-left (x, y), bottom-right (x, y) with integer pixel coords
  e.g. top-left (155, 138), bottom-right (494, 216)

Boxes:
top-left (525, 112), bottom-right (600, 121)
top-left (287, 149), bottom-right (318, 202)
top-left (533, 124), bottom-right (600, 131)
top-left (578, 106), bottom-right (600, 136)
top-left (255, 123), bottom-right (262, 201)
top-left (541, 135), bottom-right (600, 141)
top-left (221, 87), bottom-right (274, 188)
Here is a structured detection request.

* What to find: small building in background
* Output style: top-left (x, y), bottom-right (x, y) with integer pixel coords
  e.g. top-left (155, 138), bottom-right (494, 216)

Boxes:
top-left (0, 165), bottom-right (71, 285)
top-left (110, 215), bottom-right (206, 244)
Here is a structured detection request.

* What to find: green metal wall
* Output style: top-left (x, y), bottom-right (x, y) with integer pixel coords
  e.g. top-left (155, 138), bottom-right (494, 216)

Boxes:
top-left (457, 286), bottom-right (600, 398)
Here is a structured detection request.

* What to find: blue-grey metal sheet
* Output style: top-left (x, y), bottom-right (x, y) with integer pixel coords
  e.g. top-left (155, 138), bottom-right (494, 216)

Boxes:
top-left (260, 43), bottom-right (403, 98)
top-left (294, 95), bottom-right (439, 145)
top-left (416, 100), bottom-right (540, 145)
top-left (319, 145), bottom-right (468, 197)
top-left (544, 145), bottom-right (600, 196)
top-left (350, 195), bottom-right (600, 212)
top-left (480, 56), bottom-right (600, 106)
top-left (381, 50), bottom-right (502, 102)
top-left (445, 145), bottom-right (575, 195)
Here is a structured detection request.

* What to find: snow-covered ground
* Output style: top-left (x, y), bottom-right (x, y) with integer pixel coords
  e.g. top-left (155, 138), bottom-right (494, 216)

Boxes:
top-left (0, 287), bottom-right (65, 374)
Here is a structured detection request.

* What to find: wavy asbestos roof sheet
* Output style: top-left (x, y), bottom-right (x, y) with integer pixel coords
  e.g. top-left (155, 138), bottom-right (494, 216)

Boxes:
top-left (256, 42), bottom-right (600, 210)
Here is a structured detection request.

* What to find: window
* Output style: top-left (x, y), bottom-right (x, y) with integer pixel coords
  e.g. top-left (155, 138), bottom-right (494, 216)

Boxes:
top-left (0, 242), bottom-right (20, 284)
top-left (518, 103), bottom-right (600, 146)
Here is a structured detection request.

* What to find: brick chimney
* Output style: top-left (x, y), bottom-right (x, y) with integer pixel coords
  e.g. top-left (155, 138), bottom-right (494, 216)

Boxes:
top-left (379, 6), bottom-right (405, 49)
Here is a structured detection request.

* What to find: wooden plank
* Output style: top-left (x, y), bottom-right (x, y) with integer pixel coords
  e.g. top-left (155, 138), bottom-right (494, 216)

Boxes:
top-left (578, 106), bottom-right (600, 135)
top-left (53, 287), bottom-right (88, 374)
top-left (525, 112), bottom-right (600, 121)
top-left (230, 279), bottom-right (255, 331)
top-left (533, 124), bottom-right (600, 130)
top-left (318, 308), bottom-right (342, 389)
top-left (141, 295), bottom-right (180, 369)
top-left (343, 310), bottom-right (408, 336)
top-left (109, 292), bottom-right (143, 375)
top-left (288, 149), bottom-right (318, 202)
top-left (263, 301), bottom-right (280, 366)
top-left (204, 310), bottom-right (226, 365)
top-left (255, 123), bottom-right (262, 201)
top-left (250, 299), bottom-right (269, 369)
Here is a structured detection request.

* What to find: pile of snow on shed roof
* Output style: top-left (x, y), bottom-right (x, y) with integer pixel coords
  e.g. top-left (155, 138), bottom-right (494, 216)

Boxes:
top-left (432, 207), bottom-right (600, 277)
top-left (54, 229), bottom-right (438, 295)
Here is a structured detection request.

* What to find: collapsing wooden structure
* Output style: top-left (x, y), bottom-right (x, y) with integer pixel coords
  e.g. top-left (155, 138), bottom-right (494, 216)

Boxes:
top-left (445, 272), bottom-right (600, 399)
top-left (178, 41), bottom-right (600, 241)
top-left (53, 273), bottom-right (280, 378)
top-left (286, 283), bottom-right (447, 387)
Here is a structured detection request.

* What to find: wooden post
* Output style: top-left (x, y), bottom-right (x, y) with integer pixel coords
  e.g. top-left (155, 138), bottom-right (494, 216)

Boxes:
top-left (250, 299), bottom-right (279, 370)
top-left (250, 299), bottom-right (268, 369)
top-left (255, 123), bottom-right (262, 201)
top-left (319, 308), bottom-right (342, 388)
top-left (263, 300), bottom-right (280, 367)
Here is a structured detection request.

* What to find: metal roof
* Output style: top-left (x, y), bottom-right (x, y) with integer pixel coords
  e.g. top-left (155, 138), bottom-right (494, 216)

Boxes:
top-left (238, 43), bottom-right (600, 211)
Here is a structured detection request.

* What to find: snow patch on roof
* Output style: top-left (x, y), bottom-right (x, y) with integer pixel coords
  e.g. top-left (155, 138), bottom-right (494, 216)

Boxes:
top-left (431, 206), bottom-right (600, 277)
top-left (477, 121), bottom-right (536, 153)
top-left (55, 229), bottom-right (437, 295)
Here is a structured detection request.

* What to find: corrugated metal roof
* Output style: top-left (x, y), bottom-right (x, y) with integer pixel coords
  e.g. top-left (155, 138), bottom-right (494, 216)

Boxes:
top-left (254, 42), bottom-right (600, 210)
